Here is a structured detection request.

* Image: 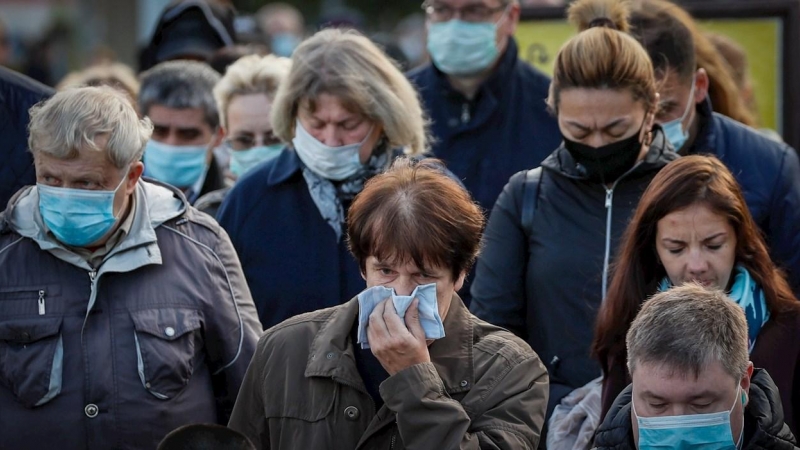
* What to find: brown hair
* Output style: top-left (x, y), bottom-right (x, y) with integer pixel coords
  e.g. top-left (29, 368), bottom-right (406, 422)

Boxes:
top-left (548, 0), bottom-right (657, 114)
top-left (630, 0), bottom-right (756, 127)
top-left (347, 158), bottom-right (484, 282)
top-left (594, 155), bottom-right (798, 367)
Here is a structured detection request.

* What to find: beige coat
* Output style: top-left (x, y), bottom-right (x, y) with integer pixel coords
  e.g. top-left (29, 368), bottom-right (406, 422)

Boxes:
top-left (229, 294), bottom-right (549, 449)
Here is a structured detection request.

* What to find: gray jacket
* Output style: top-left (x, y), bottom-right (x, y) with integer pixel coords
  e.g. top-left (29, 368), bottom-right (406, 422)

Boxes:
top-left (0, 180), bottom-right (262, 449)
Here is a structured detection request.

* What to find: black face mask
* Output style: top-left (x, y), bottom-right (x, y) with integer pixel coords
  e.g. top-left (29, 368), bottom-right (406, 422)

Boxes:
top-left (563, 128), bottom-right (644, 184)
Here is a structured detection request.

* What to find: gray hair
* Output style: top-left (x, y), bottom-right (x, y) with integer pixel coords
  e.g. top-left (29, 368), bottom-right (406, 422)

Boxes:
top-left (138, 60), bottom-right (221, 129)
top-left (271, 28), bottom-right (429, 155)
top-left (28, 86), bottom-right (153, 169)
top-left (213, 54), bottom-right (292, 130)
top-left (627, 283), bottom-right (750, 381)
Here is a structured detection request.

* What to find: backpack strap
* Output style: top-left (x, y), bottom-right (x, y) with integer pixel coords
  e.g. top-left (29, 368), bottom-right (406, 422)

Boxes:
top-left (521, 167), bottom-right (543, 235)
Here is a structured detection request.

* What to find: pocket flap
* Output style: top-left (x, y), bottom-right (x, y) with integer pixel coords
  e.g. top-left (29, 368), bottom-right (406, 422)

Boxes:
top-left (0, 317), bottom-right (63, 344)
top-left (130, 309), bottom-right (201, 341)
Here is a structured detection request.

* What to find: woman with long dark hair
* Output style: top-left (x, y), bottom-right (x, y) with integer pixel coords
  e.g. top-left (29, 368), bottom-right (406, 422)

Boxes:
top-left (593, 155), bottom-right (800, 434)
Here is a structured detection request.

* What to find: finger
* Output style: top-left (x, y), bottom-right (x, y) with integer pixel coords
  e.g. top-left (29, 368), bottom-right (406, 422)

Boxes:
top-left (369, 298), bottom-right (392, 338)
top-left (404, 298), bottom-right (427, 342)
top-left (383, 298), bottom-right (411, 337)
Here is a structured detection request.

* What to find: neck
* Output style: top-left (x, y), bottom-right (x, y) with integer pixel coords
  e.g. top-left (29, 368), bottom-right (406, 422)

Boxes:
top-left (682, 105), bottom-right (702, 155)
top-left (446, 71), bottom-right (491, 100)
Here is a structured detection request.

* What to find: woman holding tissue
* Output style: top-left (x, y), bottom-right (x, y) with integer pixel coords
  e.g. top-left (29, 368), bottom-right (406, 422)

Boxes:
top-left (217, 28), bottom-right (430, 329)
top-left (228, 158), bottom-right (550, 449)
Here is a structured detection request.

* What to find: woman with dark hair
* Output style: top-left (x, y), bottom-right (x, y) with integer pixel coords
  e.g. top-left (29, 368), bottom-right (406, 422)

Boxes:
top-left (593, 155), bottom-right (800, 434)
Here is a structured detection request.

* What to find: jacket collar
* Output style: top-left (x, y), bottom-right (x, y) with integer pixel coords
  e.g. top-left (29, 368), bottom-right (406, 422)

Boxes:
top-left (264, 146), bottom-right (303, 187)
top-left (541, 126), bottom-right (679, 181)
top-left (686, 96), bottom-right (718, 157)
top-left (304, 292), bottom-right (475, 395)
top-left (1, 178), bottom-right (186, 272)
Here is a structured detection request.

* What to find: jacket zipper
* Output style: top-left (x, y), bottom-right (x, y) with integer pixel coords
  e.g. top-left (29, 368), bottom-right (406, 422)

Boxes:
top-left (461, 102), bottom-right (470, 124)
top-left (390, 431), bottom-right (396, 449)
top-left (38, 290), bottom-right (46, 315)
top-left (601, 187), bottom-right (615, 300)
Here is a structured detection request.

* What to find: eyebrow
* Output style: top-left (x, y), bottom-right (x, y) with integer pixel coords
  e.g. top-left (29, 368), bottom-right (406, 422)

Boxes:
top-left (565, 118), bottom-right (627, 132)
top-left (660, 232), bottom-right (727, 244)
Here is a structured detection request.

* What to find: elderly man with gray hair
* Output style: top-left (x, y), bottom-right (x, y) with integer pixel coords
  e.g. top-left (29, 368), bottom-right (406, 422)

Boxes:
top-left (0, 86), bottom-right (261, 449)
top-left (593, 283), bottom-right (798, 450)
top-left (139, 60), bottom-right (227, 204)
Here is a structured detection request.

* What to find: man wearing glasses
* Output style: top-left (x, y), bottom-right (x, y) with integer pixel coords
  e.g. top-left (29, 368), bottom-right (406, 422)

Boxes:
top-left (408, 0), bottom-right (561, 221)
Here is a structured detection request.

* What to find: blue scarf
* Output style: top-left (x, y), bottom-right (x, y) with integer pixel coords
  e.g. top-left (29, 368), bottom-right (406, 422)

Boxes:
top-left (658, 265), bottom-right (770, 352)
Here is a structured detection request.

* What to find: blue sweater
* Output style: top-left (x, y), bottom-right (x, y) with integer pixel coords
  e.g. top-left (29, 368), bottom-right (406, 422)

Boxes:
top-left (217, 150), bottom-right (365, 329)
top-left (407, 38), bottom-right (562, 213)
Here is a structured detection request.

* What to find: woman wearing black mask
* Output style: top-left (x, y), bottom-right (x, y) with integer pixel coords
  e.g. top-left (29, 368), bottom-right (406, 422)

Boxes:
top-left (469, 0), bottom-right (678, 422)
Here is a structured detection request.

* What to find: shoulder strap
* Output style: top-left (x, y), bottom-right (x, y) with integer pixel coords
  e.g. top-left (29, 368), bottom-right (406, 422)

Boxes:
top-left (521, 167), bottom-right (543, 235)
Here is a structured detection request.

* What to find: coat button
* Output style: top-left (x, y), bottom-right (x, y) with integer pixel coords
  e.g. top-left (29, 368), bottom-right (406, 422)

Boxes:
top-left (164, 327), bottom-right (175, 337)
top-left (460, 380), bottom-right (469, 387)
top-left (344, 406), bottom-right (360, 421)
top-left (326, 352), bottom-right (335, 359)
top-left (85, 403), bottom-right (99, 418)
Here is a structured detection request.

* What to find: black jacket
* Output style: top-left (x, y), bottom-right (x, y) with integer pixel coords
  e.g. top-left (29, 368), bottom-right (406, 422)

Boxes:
top-left (688, 99), bottom-right (800, 294)
top-left (0, 67), bottom-right (53, 208)
top-left (593, 369), bottom-right (799, 450)
top-left (470, 129), bottom-right (677, 415)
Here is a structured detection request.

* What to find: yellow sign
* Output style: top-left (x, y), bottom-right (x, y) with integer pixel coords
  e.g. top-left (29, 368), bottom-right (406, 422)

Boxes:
top-left (516, 18), bottom-right (781, 130)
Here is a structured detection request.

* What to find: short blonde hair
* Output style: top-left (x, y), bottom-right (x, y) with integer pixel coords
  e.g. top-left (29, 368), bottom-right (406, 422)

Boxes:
top-left (271, 28), bottom-right (428, 155)
top-left (213, 54), bottom-right (292, 130)
top-left (57, 62), bottom-right (140, 101)
top-left (28, 86), bottom-right (153, 169)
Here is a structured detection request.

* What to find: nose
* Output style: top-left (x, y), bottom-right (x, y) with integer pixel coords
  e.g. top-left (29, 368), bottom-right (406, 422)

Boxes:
top-left (318, 125), bottom-right (342, 147)
top-left (686, 249), bottom-right (709, 275)
top-left (392, 277), bottom-right (417, 297)
top-left (585, 133), bottom-right (607, 149)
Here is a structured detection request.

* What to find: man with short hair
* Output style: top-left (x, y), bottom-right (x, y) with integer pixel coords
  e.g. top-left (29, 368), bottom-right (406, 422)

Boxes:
top-left (629, 5), bottom-right (800, 294)
top-left (594, 283), bottom-right (798, 449)
top-left (139, 60), bottom-right (228, 204)
top-left (0, 86), bottom-right (261, 449)
top-left (408, 0), bottom-right (561, 215)
top-left (229, 158), bottom-right (549, 449)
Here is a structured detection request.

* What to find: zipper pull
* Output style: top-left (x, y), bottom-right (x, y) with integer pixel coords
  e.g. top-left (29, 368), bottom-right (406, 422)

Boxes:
top-left (89, 270), bottom-right (97, 282)
top-left (605, 189), bottom-right (613, 208)
top-left (38, 290), bottom-right (46, 315)
top-left (460, 103), bottom-right (470, 124)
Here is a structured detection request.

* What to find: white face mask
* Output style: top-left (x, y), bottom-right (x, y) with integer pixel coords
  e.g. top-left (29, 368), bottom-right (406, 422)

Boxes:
top-left (291, 120), bottom-right (372, 181)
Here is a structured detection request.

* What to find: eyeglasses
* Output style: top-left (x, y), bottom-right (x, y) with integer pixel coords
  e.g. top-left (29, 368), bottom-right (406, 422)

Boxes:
top-left (423, 2), bottom-right (508, 23)
top-left (223, 133), bottom-right (281, 151)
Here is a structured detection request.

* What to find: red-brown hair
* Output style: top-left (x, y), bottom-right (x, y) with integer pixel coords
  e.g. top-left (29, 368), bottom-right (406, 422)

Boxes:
top-left (593, 155), bottom-right (798, 368)
top-left (347, 158), bottom-right (484, 281)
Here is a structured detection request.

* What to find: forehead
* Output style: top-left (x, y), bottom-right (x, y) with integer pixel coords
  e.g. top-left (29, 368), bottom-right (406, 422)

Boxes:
top-left (558, 88), bottom-right (643, 123)
top-left (633, 360), bottom-right (736, 399)
top-left (657, 203), bottom-right (731, 232)
top-left (299, 93), bottom-right (361, 119)
top-left (35, 146), bottom-right (117, 178)
top-left (227, 94), bottom-right (273, 128)
top-left (658, 69), bottom-right (693, 102)
top-left (147, 104), bottom-right (211, 130)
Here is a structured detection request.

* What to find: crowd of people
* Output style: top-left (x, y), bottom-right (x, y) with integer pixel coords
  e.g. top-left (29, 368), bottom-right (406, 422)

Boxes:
top-left (0, 0), bottom-right (799, 449)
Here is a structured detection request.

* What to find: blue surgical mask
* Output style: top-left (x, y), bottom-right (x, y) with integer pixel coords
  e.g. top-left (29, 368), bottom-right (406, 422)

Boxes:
top-left (356, 283), bottom-right (445, 349)
top-left (271, 32), bottom-right (301, 57)
top-left (634, 386), bottom-right (743, 450)
top-left (292, 120), bottom-right (370, 181)
top-left (229, 144), bottom-right (284, 178)
top-left (427, 15), bottom-right (504, 76)
top-left (144, 140), bottom-right (208, 188)
top-left (662, 78), bottom-right (696, 151)
top-left (37, 174), bottom-right (128, 247)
